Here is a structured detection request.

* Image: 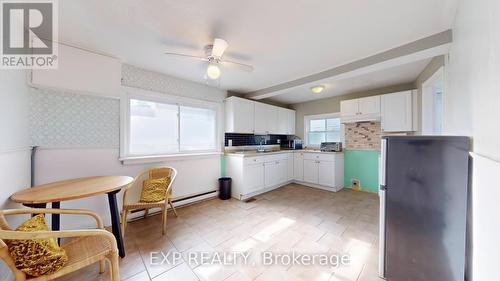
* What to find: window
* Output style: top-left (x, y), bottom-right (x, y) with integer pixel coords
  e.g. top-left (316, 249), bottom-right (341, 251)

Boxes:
top-left (305, 114), bottom-right (342, 147)
top-left (123, 89), bottom-right (220, 158)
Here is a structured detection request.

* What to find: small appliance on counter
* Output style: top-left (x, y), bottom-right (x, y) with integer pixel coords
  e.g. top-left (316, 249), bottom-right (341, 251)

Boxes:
top-left (282, 137), bottom-right (303, 150)
top-left (320, 142), bottom-right (342, 152)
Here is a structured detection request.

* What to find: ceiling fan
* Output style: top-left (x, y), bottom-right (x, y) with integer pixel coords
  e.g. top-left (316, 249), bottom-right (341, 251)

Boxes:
top-left (164, 38), bottom-right (253, 80)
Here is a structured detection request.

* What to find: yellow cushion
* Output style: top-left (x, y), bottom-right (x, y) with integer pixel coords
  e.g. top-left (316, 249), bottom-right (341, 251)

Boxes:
top-left (140, 177), bottom-right (171, 203)
top-left (7, 214), bottom-right (68, 277)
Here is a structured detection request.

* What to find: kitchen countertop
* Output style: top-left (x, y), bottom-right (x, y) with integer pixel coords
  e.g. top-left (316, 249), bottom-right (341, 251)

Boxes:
top-left (224, 149), bottom-right (344, 157)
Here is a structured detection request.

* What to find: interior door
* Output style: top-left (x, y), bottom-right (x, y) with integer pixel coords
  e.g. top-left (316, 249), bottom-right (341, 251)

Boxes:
top-left (244, 162), bottom-right (265, 193)
top-left (303, 159), bottom-right (318, 184)
top-left (318, 160), bottom-right (335, 187)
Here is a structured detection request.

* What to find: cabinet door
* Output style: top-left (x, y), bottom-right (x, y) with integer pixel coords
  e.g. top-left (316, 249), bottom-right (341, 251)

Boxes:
top-left (244, 163), bottom-right (265, 193)
top-left (293, 153), bottom-right (304, 181)
top-left (254, 103), bottom-right (268, 134)
top-left (276, 160), bottom-right (288, 185)
top-left (318, 161), bottom-right (335, 187)
top-left (340, 99), bottom-right (359, 118)
top-left (264, 162), bottom-right (276, 188)
top-left (358, 96), bottom-right (381, 115)
top-left (266, 105), bottom-right (279, 134)
top-left (381, 91), bottom-right (413, 132)
top-left (278, 108), bottom-right (289, 134)
top-left (289, 110), bottom-right (296, 135)
top-left (226, 97), bottom-right (255, 133)
top-left (287, 153), bottom-right (294, 180)
top-left (303, 159), bottom-right (319, 184)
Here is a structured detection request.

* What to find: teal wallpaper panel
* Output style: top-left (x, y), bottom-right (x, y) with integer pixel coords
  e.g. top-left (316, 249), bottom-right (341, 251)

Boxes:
top-left (344, 149), bottom-right (380, 193)
top-left (29, 89), bottom-right (119, 147)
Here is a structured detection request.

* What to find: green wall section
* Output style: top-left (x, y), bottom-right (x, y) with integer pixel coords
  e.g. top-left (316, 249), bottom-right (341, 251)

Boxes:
top-left (220, 155), bottom-right (226, 177)
top-left (344, 150), bottom-right (380, 193)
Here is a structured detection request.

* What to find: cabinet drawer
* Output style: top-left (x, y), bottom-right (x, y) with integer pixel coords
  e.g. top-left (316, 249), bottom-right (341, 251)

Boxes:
top-left (303, 153), bottom-right (336, 162)
top-left (264, 153), bottom-right (289, 162)
top-left (243, 156), bottom-right (265, 165)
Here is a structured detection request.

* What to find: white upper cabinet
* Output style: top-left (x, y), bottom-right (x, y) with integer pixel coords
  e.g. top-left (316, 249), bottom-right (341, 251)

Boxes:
top-left (381, 90), bottom-right (416, 132)
top-left (340, 96), bottom-right (381, 123)
top-left (254, 102), bottom-right (272, 134)
top-left (340, 99), bottom-right (359, 118)
top-left (278, 108), bottom-right (296, 135)
top-left (31, 43), bottom-right (121, 97)
top-left (225, 97), bottom-right (255, 133)
top-left (226, 97), bottom-right (295, 135)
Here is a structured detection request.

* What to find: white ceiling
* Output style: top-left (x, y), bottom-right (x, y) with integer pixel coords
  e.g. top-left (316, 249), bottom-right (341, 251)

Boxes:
top-left (266, 58), bottom-right (431, 104)
top-left (58, 0), bottom-right (457, 94)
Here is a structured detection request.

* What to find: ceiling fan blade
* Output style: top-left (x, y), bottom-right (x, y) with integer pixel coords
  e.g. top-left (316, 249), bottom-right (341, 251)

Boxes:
top-left (211, 38), bottom-right (228, 58)
top-left (164, 52), bottom-right (208, 61)
top-left (221, 60), bottom-right (254, 72)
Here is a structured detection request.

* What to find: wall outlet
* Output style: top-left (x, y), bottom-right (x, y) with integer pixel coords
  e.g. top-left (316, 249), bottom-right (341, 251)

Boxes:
top-left (351, 179), bottom-right (361, 191)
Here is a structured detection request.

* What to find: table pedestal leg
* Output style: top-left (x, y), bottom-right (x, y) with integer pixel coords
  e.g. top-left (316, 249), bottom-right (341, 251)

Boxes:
top-left (51, 202), bottom-right (60, 231)
top-left (107, 191), bottom-right (125, 258)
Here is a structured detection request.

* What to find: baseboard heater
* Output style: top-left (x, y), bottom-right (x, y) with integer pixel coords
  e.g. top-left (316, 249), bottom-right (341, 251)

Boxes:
top-left (129, 189), bottom-right (218, 218)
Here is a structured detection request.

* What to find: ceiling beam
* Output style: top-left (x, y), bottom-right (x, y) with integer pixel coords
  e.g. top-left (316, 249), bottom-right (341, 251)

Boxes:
top-left (244, 29), bottom-right (453, 100)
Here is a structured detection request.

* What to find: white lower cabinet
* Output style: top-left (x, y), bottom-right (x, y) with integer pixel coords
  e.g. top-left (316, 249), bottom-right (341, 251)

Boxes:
top-left (226, 151), bottom-right (343, 200)
top-left (293, 152), bottom-right (304, 181)
top-left (318, 161), bottom-right (335, 187)
top-left (244, 162), bottom-right (265, 193)
top-left (300, 153), bottom-right (344, 190)
top-left (303, 159), bottom-right (319, 183)
top-left (287, 153), bottom-right (294, 180)
top-left (226, 153), bottom-right (291, 200)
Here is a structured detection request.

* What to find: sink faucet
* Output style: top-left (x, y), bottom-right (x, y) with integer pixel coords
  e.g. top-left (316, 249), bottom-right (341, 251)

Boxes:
top-left (258, 138), bottom-right (265, 152)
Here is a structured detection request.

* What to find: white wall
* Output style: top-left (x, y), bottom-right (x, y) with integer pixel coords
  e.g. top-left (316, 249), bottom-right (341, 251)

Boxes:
top-left (30, 64), bottom-right (227, 230)
top-left (34, 148), bottom-right (221, 229)
top-left (0, 70), bottom-right (31, 280)
top-left (444, 0), bottom-right (500, 280)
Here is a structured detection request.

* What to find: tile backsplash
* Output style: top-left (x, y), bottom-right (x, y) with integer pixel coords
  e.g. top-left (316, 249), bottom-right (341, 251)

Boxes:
top-left (345, 122), bottom-right (382, 150)
top-left (225, 133), bottom-right (288, 147)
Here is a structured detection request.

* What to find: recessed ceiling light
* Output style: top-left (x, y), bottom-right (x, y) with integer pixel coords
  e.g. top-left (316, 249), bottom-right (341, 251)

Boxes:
top-left (310, 85), bottom-right (325, 94)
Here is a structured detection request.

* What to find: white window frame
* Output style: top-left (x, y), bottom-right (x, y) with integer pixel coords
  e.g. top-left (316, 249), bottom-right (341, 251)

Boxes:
top-left (119, 86), bottom-right (223, 163)
top-left (304, 112), bottom-right (343, 148)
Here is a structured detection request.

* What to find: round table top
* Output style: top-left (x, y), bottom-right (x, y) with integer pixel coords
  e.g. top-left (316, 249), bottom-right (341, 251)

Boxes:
top-left (10, 176), bottom-right (134, 204)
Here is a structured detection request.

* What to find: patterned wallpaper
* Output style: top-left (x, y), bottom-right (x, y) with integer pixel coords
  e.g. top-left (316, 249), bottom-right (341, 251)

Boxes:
top-left (29, 64), bottom-right (227, 147)
top-left (345, 122), bottom-right (382, 150)
top-left (29, 88), bottom-right (120, 147)
top-left (122, 64), bottom-right (226, 102)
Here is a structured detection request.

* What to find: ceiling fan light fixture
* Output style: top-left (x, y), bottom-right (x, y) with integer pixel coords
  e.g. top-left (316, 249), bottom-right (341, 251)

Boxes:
top-left (311, 85), bottom-right (325, 94)
top-left (206, 63), bottom-right (221, 80)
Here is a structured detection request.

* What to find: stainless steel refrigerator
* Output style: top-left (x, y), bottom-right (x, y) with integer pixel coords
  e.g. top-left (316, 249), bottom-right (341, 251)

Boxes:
top-left (379, 136), bottom-right (470, 281)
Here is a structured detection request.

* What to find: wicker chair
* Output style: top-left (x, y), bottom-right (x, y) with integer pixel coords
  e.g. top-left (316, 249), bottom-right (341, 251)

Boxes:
top-left (121, 166), bottom-right (178, 235)
top-left (0, 208), bottom-right (119, 281)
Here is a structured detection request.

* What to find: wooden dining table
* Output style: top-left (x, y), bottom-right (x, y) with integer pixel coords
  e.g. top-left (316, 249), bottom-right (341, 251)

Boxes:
top-left (10, 176), bottom-right (133, 258)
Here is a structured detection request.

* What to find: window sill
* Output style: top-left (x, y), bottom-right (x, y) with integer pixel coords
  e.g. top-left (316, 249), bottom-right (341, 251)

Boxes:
top-left (120, 152), bottom-right (223, 165)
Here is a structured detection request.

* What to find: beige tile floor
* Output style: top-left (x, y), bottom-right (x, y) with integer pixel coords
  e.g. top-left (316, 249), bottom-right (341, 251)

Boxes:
top-left (57, 184), bottom-right (382, 281)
